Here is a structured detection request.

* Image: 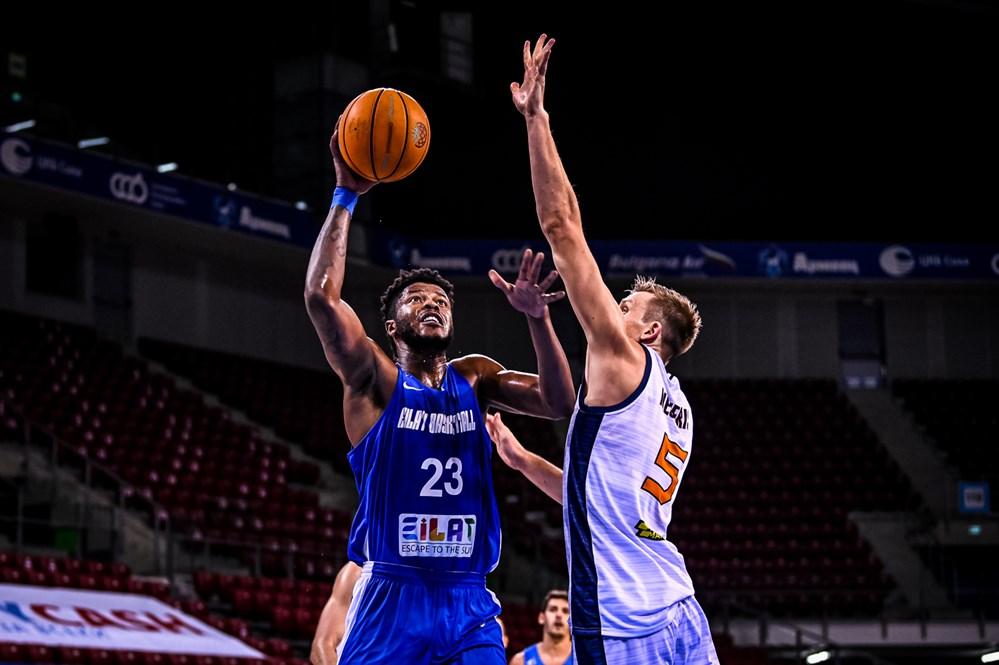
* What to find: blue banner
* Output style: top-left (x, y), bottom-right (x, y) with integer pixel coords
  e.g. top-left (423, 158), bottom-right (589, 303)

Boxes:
top-left (0, 131), bottom-right (313, 247)
top-left (370, 229), bottom-right (999, 281)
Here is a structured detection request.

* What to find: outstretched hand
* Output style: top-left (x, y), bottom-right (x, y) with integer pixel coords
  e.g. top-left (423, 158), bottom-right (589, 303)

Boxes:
top-left (511, 34), bottom-right (555, 118)
top-left (488, 248), bottom-right (565, 319)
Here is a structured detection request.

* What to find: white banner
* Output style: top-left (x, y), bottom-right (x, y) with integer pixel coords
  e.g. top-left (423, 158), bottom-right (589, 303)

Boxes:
top-left (0, 584), bottom-right (264, 657)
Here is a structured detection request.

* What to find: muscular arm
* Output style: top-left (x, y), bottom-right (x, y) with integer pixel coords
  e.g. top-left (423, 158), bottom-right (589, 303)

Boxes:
top-left (478, 249), bottom-right (575, 419)
top-left (486, 412), bottom-right (563, 505)
top-left (310, 562), bottom-right (362, 665)
top-left (304, 132), bottom-right (397, 442)
top-left (512, 38), bottom-right (629, 355)
top-left (472, 308), bottom-right (574, 419)
top-left (513, 37), bottom-right (645, 406)
top-left (304, 204), bottom-right (381, 388)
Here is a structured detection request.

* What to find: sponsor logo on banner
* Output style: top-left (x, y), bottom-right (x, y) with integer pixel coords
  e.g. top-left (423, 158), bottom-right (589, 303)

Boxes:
top-left (0, 584), bottom-right (263, 656)
top-left (399, 513), bottom-right (476, 557)
top-left (758, 245), bottom-right (789, 278)
top-left (408, 249), bottom-right (472, 272)
top-left (213, 195), bottom-right (237, 228)
top-left (697, 244), bottom-right (737, 271)
top-left (915, 253), bottom-right (971, 269)
top-left (0, 138), bottom-right (33, 175)
top-left (238, 205), bottom-right (290, 239)
top-left (791, 252), bottom-right (860, 275)
top-left (879, 245), bottom-right (916, 277)
top-left (491, 248), bottom-right (530, 273)
top-left (606, 254), bottom-right (711, 273)
top-left (110, 172), bottom-right (149, 205)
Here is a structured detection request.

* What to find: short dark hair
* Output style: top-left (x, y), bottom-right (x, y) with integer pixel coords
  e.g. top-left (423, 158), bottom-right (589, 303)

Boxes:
top-left (541, 589), bottom-right (568, 613)
top-left (379, 268), bottom-right (456, 325)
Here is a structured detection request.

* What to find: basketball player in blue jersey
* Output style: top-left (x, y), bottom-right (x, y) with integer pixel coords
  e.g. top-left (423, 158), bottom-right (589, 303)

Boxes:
top-left (510, 590), bottom-right (573, 665)
top-left (304, 126), bottom-right (576, 665)
top-left (493, 36), bottom-right (720, 664)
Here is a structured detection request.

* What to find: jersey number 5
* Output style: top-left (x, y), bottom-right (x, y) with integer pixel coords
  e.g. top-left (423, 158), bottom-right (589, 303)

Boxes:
top-left (640, 432), bottom-right (688, 505)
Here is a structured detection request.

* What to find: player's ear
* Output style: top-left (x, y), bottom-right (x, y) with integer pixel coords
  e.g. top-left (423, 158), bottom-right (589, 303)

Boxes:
top-left (537, 611), bottom-right (545, 626)
top-left (640, 319), bottom-right (662, 345)
top-left (385, 319), bottom-right (396, 336)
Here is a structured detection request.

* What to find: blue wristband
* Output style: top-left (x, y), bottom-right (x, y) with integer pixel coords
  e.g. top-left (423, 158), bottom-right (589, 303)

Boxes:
top-left (331, 187), bottom-right (359, 214)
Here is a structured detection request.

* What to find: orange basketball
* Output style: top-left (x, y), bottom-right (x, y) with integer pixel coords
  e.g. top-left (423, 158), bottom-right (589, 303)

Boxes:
top-left (336, 88), bottom-right (431, 183)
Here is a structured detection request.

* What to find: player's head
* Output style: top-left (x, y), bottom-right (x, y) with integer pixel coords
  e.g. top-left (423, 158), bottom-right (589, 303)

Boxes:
top-left (621, 276), bottom-right (701, 362)
top-left (537, 589), bottom-right (569, 639)
top-left (380, 268), bottom-right (456, 357)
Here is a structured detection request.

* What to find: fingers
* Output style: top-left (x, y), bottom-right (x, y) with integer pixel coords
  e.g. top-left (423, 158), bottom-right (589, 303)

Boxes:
top-left (539, 39), bottom-right (555, 77)
top-left (533, 34), bottom-right (547, 62)
top-left (485, 412), bottom-right (504, 439)
top-left (538, 269), bottom-right (560, 292)
top-left (528, 250), bottom-right (545, 283)
top-left (517, 248), bottom-right (533, 282)
top-left (329, 132), bottom-right (343, 160)
top-left (522, 40), bottom-right (531, 71)
top-left (488, 269), bottom-right (512, 293)
top-left (542, 291), bottom-right (567, 304)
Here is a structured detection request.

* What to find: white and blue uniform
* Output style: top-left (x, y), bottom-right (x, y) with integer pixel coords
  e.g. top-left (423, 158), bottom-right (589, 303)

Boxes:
top-left (338, 364), bottom-right (505, 665)
top-left (564, 345), bottom-right (717, 665)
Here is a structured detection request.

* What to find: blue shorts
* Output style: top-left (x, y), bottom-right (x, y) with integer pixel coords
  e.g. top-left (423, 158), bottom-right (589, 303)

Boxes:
top-left (338, 561), bottom-right (506, 665)
top-left (572, 596), bottom-right (718, 665)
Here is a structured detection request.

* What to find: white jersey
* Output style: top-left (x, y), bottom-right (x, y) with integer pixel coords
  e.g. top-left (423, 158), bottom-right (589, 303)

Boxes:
top-left (563, 344), bottom-right (696, 638)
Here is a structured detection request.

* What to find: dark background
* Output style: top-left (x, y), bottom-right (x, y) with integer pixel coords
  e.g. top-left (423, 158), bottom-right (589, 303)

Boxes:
top-left (4, 1), bottom-right (997, 241)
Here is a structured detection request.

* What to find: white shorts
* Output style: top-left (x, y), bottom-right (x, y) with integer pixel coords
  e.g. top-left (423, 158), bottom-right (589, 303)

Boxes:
top-left (571, 595), bottom-right (719, 665)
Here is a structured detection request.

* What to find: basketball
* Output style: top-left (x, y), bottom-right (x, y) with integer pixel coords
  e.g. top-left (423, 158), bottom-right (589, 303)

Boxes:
top-left (336, 88), bottom-right (431, 183)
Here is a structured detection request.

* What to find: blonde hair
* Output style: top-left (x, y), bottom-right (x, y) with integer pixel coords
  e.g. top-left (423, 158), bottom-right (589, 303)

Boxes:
top-left (630, 275), bottom-right (702, 359)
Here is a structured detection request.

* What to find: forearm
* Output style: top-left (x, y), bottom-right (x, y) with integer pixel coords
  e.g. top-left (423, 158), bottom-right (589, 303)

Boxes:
top-left (310, 598), bottom-right (343, 665)
top-left (305, 205), bottom-right (352, 302)
top-left (310, 637), bottom-right (338, 665)
top-left (525, 112), bottom-right (580, 237)
top-left (526, 310), bottom-right (575, 418)
top-left (516, 450), bottom-right (564, 505)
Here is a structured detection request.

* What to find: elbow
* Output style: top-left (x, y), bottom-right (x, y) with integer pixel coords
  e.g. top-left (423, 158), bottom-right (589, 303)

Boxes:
top-left (543, 394), bottom-right (575, 420)
top-left (304, 287), bottom-right (330, 314)
top-left (557, 397), bottom-right (576, 419)
top-left (539, 211), bottom-right (578, 245)
top-left (539, 213), bottom-right (568, 239)
top-left (552, 400), bottom-right (575, 420)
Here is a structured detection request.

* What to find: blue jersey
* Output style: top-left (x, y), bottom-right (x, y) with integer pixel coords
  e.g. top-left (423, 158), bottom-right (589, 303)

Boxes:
top-left (523, 643), bottom-right (574, 665)
top-left (346, 363), bottom-right (501, 574)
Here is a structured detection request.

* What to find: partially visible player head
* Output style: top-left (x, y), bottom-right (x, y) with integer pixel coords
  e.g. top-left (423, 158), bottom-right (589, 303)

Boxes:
top-left (380, 268), bottom-right (456, 358)
top-left (620, 276), bottom-right (701, 363)
top-left (537, 589), bottom-right (569, 640)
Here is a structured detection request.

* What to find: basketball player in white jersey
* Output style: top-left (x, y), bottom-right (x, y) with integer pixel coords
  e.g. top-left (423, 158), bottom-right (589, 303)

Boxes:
top-left (489, 35), bottom-right (719, 664)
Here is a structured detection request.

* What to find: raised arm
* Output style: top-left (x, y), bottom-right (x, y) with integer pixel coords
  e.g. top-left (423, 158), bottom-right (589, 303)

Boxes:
top-left (472, 248), bottom-right (575, 419)
top-left (304, 130), bottom-right (395, 393)
top-left (511, 36), bottom-right (631, 356)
